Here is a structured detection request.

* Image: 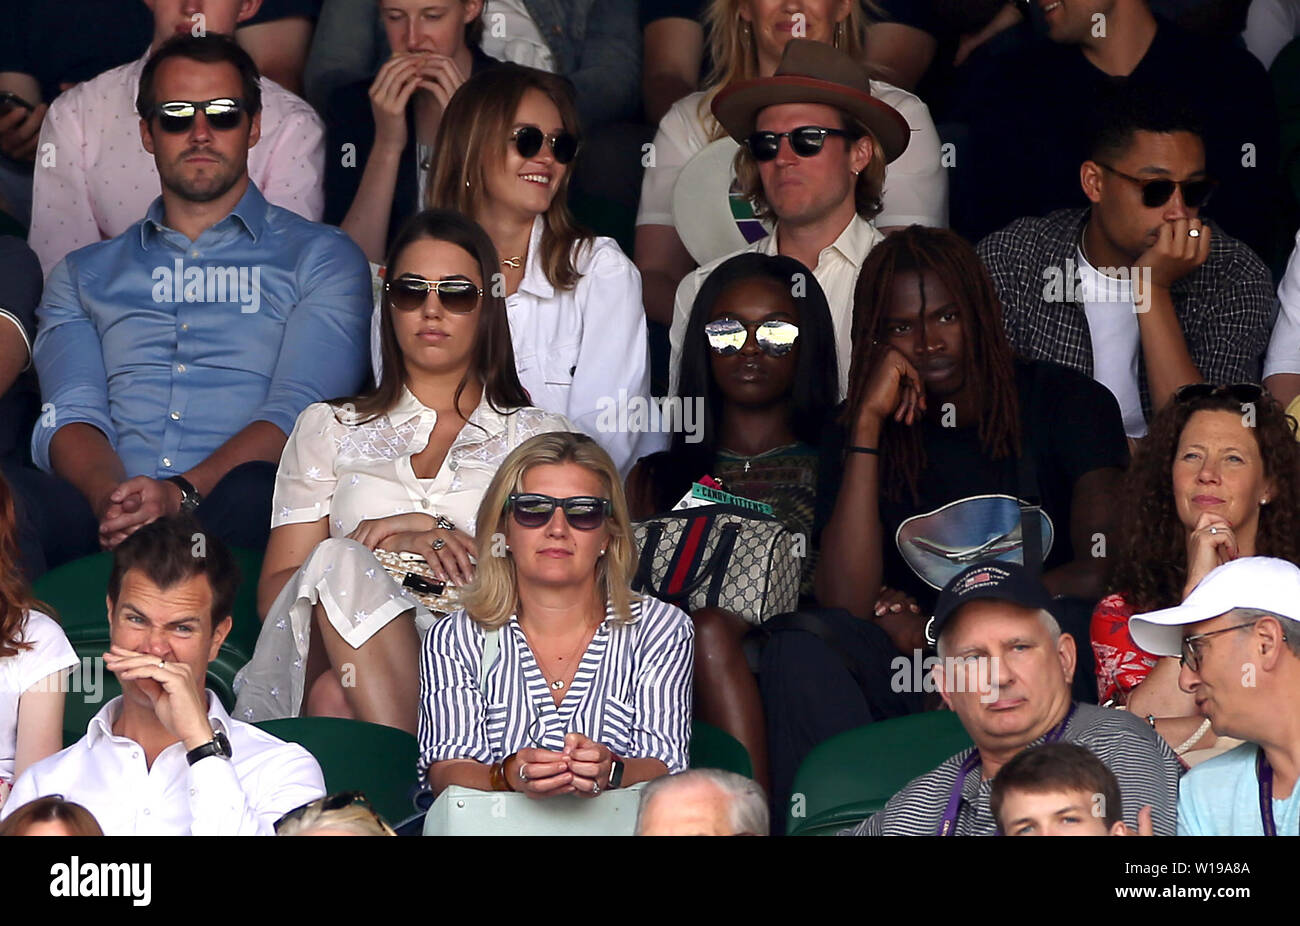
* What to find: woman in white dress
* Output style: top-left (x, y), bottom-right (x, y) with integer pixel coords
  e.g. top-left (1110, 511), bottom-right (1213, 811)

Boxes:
top-left (422, 63), bottom-right (660, 476)
top-left (233, 210), bottom-right (571, 734)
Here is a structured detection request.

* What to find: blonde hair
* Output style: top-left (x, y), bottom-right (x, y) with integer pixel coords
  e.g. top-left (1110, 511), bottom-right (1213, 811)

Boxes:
top-left (275, 802), bottom-right (397, 837)
top-left (464, 432), bottom-right (641, 628)
top-left (698, 0), bottom-right (882, 141)
top-left (733, 113), bottom-right (886, 221)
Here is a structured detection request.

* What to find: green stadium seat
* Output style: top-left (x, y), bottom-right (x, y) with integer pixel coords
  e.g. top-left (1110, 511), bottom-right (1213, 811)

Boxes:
top-left (787, 710), bottom-right (973, 836)
top-left (255, 717), bottom-right (420, 828)
top-left (688, 721), bottom-right (753, 779)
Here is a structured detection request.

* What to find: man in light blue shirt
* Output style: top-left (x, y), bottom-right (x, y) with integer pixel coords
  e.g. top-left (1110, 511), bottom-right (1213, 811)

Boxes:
top-left (1130, 556), bottom-right (1300, 836)
top-left (10, 33), bottom-right (369, 576)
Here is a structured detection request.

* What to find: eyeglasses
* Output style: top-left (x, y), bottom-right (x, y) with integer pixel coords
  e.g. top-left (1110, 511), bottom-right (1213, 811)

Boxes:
top-left (1173, 382), bottom-right (1265, 406)
top-left (384, 275), bottom-right (482, 313)
top-left (1095, 163), bottom-right (1218, 209)
top-left (511, 126), bottom-right (580, 164)
top-left (506, 493), bottom-right (611, 530)
top-left (150, 98), bottom-right (247, 133)
top-left (1179, 619), bottom-right (1278, 672)
top-left (745, 126), bottom-right (852, 162)
top-left (704, 318), bottom-right (800, 357)
top-left (273, 790), bottom-right (396, 835)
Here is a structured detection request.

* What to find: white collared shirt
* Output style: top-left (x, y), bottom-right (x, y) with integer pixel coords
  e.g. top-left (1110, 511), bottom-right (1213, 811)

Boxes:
top-left (669, 214), bottom-right (884, 398)
top-left (1, 692), bottom-right (325, 835)
top-left (273, 388), bottom-right (572, 539)
top-left (29, 53), bottom-right (326, 277)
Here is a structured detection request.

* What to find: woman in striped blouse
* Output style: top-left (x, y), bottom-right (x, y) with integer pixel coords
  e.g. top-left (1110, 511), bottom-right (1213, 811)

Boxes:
top-left (419, 432), bottom-right (694, 797)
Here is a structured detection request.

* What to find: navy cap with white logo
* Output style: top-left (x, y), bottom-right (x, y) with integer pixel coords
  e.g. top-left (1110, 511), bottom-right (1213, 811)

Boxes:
top-left (926, 561), bottom-right (1054, 646)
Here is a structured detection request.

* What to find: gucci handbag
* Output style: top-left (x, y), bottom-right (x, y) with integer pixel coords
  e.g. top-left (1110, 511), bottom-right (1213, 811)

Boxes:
top-left (631, 503), bottom-right (799, 624)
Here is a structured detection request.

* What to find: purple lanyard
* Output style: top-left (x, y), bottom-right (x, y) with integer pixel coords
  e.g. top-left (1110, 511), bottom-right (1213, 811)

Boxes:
top-left (1255, 747), bottom-right (1295, 837)
top-left (936, 703), bottom-right (1077, 836)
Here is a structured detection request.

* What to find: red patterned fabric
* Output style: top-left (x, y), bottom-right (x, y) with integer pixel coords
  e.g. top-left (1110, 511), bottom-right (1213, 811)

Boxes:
top-left (1090, 593), bottom-right (1159, 704)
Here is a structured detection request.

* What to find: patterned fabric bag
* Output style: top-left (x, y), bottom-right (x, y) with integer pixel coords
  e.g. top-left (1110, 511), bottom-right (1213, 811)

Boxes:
top-left (632, 504), bottom-right (799, 625)
top-left (372, 548), bottom-right (462, 617)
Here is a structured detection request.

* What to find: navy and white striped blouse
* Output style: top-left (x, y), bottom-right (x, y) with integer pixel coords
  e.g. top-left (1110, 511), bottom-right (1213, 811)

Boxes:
top-left (417, 594), bottom-right (694, 779)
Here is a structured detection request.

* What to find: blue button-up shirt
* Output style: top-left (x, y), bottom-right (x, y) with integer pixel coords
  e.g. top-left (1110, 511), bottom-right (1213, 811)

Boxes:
top-left (32, 182), bottom-right (372, 478)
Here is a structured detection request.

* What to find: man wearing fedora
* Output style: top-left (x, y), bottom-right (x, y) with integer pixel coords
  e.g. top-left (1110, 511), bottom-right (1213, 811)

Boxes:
top-left (846, 561), bottom-right (1180, 836)
top-left (667, 39), bottom-right (911, 400)
top-left (1129, 556), bottom-right (1300, 835)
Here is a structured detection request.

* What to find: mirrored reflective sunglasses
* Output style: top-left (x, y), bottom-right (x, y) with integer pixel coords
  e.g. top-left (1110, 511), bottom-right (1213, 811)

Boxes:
top-left (151, 98), bottom-right (247, 133)
top-left (506, 493), bottom-right (611, 530)
top-left (745, 125), bottom-right (852, 162)
top-left (384, 275), bottom-right (482, 313)
top-left (511, 125), bottom-right (580, 164)
top-left (1095, 163), bottom-right (1218, 209)
top-left (704, 318), bottom-right (800, 357)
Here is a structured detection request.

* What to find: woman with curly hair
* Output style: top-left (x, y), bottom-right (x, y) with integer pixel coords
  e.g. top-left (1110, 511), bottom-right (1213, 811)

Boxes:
top-left (1091, 383), bottom-right (1300, 764)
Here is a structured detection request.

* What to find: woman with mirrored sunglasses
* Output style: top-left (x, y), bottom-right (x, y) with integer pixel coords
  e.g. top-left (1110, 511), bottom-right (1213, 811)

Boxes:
top-left (1090, 385), bottom-right (1300, 766)
top-left (422, 63), bottom-right (658, 477)
top-left (234, 210), bottom-right (572, 734)
top-left (421, 432), bottom-right (693, 802)
top-left (625, 252), bottom-right (839, 790)
top-left (325, 0), bottom-right (498, 264)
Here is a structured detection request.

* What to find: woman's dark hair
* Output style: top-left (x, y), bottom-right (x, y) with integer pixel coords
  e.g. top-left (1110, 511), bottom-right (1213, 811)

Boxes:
top-left (427, 63), bottom-right (591, 291)
top-left (0, 796), bottom-right (103, 837)
top-left (641, 253), bottom-right (839, 512)
top-left (846, 226), bottom-right (1021, 502)
top-left (1111, 391), bottom-right (1300, 612)
top-left (136, 33), bottom-right (263, 120)
top-left (343, 209), bottom-right (530, 424)
top-left (0, 473), bottom-right (53, 658)
top-left (107, 515), bottom-right (240, 632)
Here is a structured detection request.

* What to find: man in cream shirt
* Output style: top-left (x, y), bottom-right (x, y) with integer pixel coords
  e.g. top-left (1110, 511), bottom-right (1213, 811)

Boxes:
top-left (668, 40), bottom-right (911, 399)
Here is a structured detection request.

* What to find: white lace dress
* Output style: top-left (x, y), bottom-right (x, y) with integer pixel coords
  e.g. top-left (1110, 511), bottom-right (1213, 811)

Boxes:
top-left (232, 387), bottom-right (571, 722)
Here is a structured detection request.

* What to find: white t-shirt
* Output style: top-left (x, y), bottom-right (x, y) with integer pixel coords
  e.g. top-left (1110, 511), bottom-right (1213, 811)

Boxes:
top-left (1076, 246), bottom-right (1146, 439)
top-left (0, 611), bottom-right (77, 784)
top-left (1243, 0), bottom-right (1300, 70)
top-left (479, 0), bottom-right (556, 72)
top-left (636, 84), bottom-right (948, 232)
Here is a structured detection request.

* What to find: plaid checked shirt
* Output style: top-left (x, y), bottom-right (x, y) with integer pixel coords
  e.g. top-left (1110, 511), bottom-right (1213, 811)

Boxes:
top-left (977, 208), bottom-right (1277, 414)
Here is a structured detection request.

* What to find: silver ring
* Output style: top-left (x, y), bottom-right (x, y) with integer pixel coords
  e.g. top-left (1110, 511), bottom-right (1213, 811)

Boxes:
top-left (435, 515), bottom-right (455, 531)
top-left (1188, 228), bottom-right (1200, 238)
top-left (1209, 527), bottom-right (1218, 534)
top-left (591, 780), bottom-right (600, 795)
top-left (518, 762), bottom-right (529, 782)
top-left (158, 660), bottom-right (166, 669)
top-left (431, 537), bottom-right (446, 551)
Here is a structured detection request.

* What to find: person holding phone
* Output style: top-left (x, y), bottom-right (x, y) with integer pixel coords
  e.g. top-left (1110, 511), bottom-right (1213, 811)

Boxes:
top-left (420, 431), bottom-right (693, 800)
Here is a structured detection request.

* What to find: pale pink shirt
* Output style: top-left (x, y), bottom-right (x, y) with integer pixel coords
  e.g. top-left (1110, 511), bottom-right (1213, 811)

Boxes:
top-left (29, 54), bottom-right (326, 276)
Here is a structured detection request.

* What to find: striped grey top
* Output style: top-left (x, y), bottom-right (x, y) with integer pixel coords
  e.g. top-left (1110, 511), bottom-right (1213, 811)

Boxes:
top-left (418, 595), bottom-right (694, 779)
top-left (846, 703), bottom-right (1183, 835)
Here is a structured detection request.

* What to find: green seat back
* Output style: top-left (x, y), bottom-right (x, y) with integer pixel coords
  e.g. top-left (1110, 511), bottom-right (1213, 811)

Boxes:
top-left (255, 717), bottom-right (419, 828)
top-left (787, 710), bottom-right (973, 836)
top-left (688, 721), bottom-right (753, 779)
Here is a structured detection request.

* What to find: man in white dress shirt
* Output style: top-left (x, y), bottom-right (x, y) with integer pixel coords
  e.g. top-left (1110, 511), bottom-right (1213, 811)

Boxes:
top-left (28, 0), bottom-right (326, 276)
top-left (668, 40), bottom-right (912, 399)
top-left (1, 516), bottom-right (325, 835)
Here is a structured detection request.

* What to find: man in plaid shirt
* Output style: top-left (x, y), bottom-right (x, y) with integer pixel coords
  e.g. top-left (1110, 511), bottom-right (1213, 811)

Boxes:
top-left (977, 88), bottom-right (1275, 439)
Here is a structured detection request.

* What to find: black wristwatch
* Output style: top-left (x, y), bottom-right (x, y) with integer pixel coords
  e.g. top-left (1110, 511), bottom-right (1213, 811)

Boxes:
top-left (186, 731), bottom-right (232, 766)
top-left (608, 755), bottom-right (626, 790)
top-left (166, 475), bottom-right (202, 513)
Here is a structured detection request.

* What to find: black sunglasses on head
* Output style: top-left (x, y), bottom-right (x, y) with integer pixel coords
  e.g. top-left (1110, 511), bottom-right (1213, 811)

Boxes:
top-left (1096, 162), bottom-right (1218, 209)
top-left (512, 125), bottom-right (580, 164)
top-left (384, 275), bottom-right (482, 313)
top-left (150, 98), bottom-right (247, 133)
top-left (506, 493), bottom-right (611, 530)
top-left (745, 125), bottom-right (853, 162)
top-left (273, 790), bottom-right (395, 834)
top-left (1173, 382), bottom-right (1265, 405)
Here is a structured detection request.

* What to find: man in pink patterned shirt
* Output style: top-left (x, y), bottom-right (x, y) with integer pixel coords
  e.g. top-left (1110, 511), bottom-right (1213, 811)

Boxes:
top-left (28, 0), bottom-right (324, 277)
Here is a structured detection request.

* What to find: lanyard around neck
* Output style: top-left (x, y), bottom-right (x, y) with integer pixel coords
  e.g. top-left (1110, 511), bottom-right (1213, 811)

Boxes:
top-left (1256, 747), bottom-right (1298, 837)
top-left (936, 703), bottom-right (1077, 837)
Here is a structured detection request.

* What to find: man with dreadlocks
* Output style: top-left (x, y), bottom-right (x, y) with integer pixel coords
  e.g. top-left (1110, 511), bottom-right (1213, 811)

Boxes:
top-left (758, 227), bottom-right (1129, 831)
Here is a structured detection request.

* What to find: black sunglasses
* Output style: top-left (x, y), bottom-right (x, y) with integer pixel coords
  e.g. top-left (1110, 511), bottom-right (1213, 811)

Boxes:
top-left (151, 98), bottom-right (247, 133)
top-left (273, 790), bottom-right (395, 834)
top-left (704, 318), bottom-right (800, 357)
top-left (1096, 163), bottom-right (1218, 209)
top-left (1173, 382), bottom-right (1265, 405)
top-left (384, 275), bottom-right (482, 313)
top-left (506, 493), bottom-right (611, 530)
top-left (512, 126), bottom-right (580, 164)
top-left (745, 125), bottom-right (853, 162)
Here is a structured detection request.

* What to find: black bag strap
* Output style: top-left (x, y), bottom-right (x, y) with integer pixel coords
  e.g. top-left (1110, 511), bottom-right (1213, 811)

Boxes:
top-left (703, 525), bottom-right (741, 608)
top-left (632, 522), bottom-right (665, 593)
top-left (1016, 364), bottom-right (1044, 577)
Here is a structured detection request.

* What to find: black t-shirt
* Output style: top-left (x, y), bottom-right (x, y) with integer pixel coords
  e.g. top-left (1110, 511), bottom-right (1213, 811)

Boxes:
top-left (0, 236), bottom-right (42, 463)
top-left (816, 360), bottom-right (1128, 612)
top-left (0, 0), bottom-right (152, 104)
top-left (243, 0), bottom-right (323, 24)
top-left (639, 0), bottom-right (705, 27)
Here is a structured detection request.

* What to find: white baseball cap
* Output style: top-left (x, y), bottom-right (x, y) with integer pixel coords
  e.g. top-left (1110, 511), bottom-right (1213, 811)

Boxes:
top-left (1128, 557), bottom-right (1300, 657)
